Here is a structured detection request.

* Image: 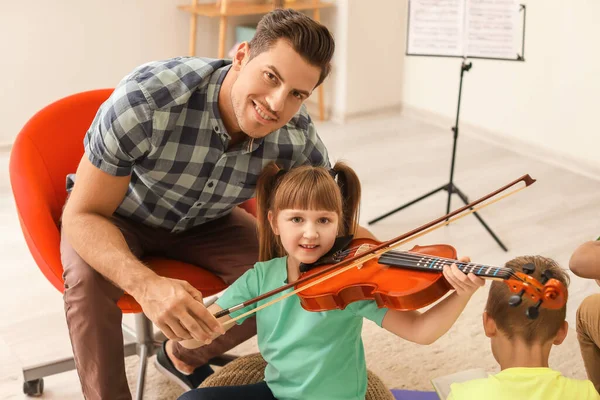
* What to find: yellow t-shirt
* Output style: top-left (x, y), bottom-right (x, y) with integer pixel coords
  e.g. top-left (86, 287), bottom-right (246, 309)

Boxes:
top-left (447, 368), bottom-right (599, 400)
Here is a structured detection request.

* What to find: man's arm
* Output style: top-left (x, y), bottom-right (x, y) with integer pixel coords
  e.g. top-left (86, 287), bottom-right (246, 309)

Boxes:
top-left (63, 157), bottom-right (143, 294)
top-left (569, 240), bottom-right (600, 280)
top-left (62, 157), bottom-right (223, 342)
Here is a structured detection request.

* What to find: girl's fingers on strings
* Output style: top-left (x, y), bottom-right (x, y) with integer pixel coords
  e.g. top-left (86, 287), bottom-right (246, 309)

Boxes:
top-left (467, 272), bottom-right (486, 287)
top-left (443, 264), bottom-right (467, 293)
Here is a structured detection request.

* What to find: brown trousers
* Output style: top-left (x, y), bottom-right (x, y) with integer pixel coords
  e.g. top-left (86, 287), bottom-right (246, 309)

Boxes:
top-left (61, 208), bottom-right (259, 400)
top-left (577, 293), bottom-right (600, 393)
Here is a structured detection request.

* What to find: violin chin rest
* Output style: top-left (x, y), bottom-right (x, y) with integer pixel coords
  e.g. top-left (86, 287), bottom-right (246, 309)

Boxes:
top-left (299, 235), bottom-right (355, 273)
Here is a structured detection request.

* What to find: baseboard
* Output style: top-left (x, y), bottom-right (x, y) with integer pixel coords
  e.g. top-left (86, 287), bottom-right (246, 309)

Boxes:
top-left (400, 103), bottom-right (600, 182)
top-left (339, 104), bottom-right (404, 123)
top-left (306, 102), bottom-right (404, 124)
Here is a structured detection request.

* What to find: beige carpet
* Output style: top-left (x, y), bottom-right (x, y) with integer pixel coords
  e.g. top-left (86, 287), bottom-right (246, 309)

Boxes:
top-left (125, 355), bottom-right (184, 399)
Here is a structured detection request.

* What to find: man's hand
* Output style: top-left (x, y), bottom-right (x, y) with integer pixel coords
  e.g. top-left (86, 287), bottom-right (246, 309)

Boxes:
top-left (134, 277), bottom-right (225, 343)
top-left (443, 256), bottom-right (485, 298)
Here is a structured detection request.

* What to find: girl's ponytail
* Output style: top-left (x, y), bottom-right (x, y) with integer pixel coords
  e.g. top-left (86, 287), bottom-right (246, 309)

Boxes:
top-left (256, 162), bottom-right (283, 261)
top-left (330, 161), bottom-right (361, 236)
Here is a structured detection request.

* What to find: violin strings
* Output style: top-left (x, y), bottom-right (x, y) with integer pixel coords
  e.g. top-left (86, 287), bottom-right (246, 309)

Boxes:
top-left (380, 252), bottom-right (524, 281)
top-left (334, 246), bottom-right (524, 282)
top-left (378, 253), bottom-right (519, 280)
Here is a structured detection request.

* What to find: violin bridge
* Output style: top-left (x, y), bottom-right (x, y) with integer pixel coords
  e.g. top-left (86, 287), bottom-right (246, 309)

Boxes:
top-left (355, 244), bottom-right (371, 269)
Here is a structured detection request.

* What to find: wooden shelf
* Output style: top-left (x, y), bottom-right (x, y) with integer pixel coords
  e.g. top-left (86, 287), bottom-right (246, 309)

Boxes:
top-left (178, 0), bottom-right (335, 18)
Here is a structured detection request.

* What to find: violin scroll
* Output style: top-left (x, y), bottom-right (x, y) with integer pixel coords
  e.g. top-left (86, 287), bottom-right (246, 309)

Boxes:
top-left (505, 271), bottom-right (568, 320)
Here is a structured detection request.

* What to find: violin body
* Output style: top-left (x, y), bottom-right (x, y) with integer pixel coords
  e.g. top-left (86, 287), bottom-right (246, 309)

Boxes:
top-left (296, 238), bottom-right (457, 312)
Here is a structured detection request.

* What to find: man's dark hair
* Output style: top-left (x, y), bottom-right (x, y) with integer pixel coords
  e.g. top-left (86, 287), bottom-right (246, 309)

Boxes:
top-left (249, 8), bottom-right (335, 88)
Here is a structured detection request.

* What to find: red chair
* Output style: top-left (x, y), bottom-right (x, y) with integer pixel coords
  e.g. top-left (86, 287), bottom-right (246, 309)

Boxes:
top-left (9, 89), bottom-right (255, 398)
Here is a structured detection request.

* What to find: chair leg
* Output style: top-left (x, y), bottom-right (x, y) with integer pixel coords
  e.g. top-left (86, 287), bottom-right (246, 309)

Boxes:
top-left (19, 315), bottom-right (152, 397)
top-left (22, 356), bottom-right (74, 395)
top-left (22, 356), bottom-right (76, 382)
top-left (131, 313), bottom-right (157, 400)
top-left (135, 343), bottom-right (149, 400)
top-left (20, 331), bottom-right (138, 397)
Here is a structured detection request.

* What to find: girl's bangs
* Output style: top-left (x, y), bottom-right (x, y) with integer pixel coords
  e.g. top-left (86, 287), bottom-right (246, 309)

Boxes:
top-left (275, 171), bottom-right (340, 212)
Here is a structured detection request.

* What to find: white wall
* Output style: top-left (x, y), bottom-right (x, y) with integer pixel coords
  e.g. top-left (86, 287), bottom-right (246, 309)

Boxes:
top-left (399, 0), bottom-right (600, 172)
top-left (344, 0), bottom-right (404, 117)
top-left (1, 1), bottom-right (183, 143)
top-left (315, 0), bottom-right (405, 121)
top-left (318, 1), bottom-right (347, 121)
top-left (0, 1), bottom-right (280, 145)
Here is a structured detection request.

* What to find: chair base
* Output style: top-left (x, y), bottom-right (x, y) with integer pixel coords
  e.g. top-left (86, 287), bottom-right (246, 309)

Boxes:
top-left (22, 313), bottom-right (236, 399)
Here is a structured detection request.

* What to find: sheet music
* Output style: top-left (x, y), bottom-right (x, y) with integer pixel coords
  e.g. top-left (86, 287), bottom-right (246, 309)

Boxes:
top-left (407, 0), bottom-right (465, 56)
top-left (465, 0), bottom-right (520, 59)
top-left (406, 0), bottom-right (522, 60)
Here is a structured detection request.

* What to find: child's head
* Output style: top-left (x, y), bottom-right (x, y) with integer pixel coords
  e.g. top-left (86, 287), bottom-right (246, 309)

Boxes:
top-left (484, 255), bottom-right (570, 362)
top-left (255, 162), bottom-right (361, 263)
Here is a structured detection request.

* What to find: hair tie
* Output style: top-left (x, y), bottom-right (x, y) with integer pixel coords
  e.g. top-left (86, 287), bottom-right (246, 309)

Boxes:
top-left (275, 169), bottom-right (287, 180)
top-left (328, 169), bottom-right (338, 179)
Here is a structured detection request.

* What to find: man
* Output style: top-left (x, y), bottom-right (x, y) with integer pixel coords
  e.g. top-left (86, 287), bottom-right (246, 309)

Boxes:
top-left (61, 9), bottom-right (335, 399)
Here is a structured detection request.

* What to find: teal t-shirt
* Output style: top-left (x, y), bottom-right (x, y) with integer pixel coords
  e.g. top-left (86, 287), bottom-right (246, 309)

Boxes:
top-left (216, 256), bottom-right (389, 400)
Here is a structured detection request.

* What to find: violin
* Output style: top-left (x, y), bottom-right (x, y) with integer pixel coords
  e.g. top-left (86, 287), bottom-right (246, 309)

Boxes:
top-left (296, 238), bottom-right (567, 319)
top-left (215, 174), bottom-right (567, 326)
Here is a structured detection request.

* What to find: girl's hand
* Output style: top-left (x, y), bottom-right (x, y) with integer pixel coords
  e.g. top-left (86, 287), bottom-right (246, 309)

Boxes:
top-left (443, 256), bottom-right (485, 298)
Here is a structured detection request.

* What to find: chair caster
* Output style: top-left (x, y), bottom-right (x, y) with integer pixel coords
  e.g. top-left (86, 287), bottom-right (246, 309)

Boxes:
top-left (23, 378), bottom-right (44, 396)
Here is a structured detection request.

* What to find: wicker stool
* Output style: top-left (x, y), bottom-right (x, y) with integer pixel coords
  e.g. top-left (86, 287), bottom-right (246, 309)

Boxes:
top-left (200, 353), bottom-right (394, 400)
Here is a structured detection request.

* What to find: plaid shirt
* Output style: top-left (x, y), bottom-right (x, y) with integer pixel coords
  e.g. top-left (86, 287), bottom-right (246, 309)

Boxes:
top-left (68, 57), bottom-right (330, 233)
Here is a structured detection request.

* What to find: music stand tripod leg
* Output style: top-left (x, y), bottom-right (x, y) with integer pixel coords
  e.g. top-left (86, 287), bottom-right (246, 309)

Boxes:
top-left (367, 184), bottom-right (448, 225)
top-left (368, 59), bottom-right (508, 252)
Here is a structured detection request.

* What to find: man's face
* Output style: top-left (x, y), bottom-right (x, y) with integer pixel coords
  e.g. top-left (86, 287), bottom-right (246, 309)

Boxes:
top-left (229, 39), bottom-right (321, 138)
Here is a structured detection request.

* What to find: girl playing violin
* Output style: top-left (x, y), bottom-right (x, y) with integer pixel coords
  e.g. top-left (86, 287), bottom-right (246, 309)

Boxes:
top-left (178, 162), bottom-right (485, 400)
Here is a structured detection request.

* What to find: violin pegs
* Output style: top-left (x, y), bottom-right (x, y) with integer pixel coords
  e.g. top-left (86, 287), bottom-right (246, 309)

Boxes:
top-left (508, 289), bottom-right (525, 307)
top-left (541, 270), bottom-right (553, 284)
top-left (526, 306), bottom-right (539, 320)
top-left (526, 300), bottom-right (543, 320)
top-left (522, 263), bottom-right (535, 275)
